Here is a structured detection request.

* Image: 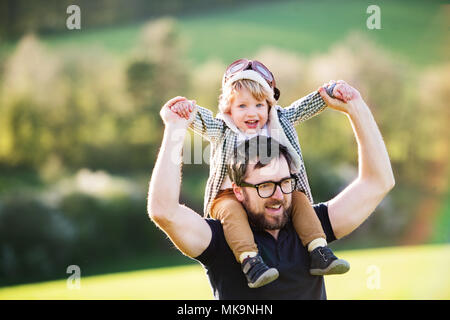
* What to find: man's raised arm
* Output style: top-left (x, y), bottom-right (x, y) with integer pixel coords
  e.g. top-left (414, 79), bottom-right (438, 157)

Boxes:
top-left (319, 83), bottom-right (395, 239)
top-left (147, 98), bottom-right (211, 258)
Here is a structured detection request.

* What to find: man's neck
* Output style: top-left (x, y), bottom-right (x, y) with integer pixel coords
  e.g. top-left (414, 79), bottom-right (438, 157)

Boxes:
top-left (265, 229), bottom-right (280, 240)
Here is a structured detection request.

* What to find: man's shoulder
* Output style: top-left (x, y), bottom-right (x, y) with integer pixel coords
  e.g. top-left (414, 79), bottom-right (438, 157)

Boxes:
top-left (194, 218), bottom-right (228, 266)
top-left (313, 202), bottom-right (328, 215)
top-left (313, 202), bottom-right (336, 243)
top-left (203, 218), bottom-right (228, 245)
top-left (204, 218), bottom-right (223, 231)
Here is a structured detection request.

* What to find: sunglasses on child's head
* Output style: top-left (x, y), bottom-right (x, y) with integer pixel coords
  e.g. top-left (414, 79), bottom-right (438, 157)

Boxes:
top-left (224, 59), bottom-right (281, 100)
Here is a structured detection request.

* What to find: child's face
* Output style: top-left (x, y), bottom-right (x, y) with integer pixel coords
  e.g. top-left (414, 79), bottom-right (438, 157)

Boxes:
top-left (228, 87), bottom-right (269, 134)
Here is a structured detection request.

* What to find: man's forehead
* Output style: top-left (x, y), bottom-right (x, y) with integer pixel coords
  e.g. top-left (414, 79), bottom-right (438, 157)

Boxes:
top-left (246, 156), bottom-right (290, 182)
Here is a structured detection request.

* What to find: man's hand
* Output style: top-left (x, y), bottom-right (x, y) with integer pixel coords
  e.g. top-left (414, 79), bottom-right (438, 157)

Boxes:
top-left (161, 96), bottom-right (197, 128)
top-left (319, 80), bottom-right (362, 114)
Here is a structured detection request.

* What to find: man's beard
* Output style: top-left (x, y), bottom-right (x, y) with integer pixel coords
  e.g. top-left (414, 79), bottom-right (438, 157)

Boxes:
top-left (242, 190), bottom-right (291, 231)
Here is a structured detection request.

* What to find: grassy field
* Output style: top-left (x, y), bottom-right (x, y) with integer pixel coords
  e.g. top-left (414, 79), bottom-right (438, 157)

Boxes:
top-left (3, 0), bottom-right (445, 67)
top-left (177, 0), bottom-right (447, 66)
top-left (1, 244), bottom-right (448, 300)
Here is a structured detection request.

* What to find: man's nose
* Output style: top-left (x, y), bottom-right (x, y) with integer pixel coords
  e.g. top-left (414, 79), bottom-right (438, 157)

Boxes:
top-left (271, 185), bottom-right (284, 200)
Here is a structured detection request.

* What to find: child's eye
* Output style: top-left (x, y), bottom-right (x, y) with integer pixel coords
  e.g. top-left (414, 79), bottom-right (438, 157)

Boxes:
top-left (256, 104), bottom-right (264, 108)
top-left (239, 104), bottom-right (246, 108)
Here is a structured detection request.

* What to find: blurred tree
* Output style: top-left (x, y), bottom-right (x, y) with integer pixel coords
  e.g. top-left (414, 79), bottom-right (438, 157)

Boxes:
top-left (129, 17), bottom-right (189, 109)
top-left (124, 18), bottom-right (189, 166)
top-left (127, 60), bottom-right (157, 108)
top-left (190, 59), bottom-right (225, 109)
top-left (0, 21), bottom-right (191, 172)
top-left (0, 0), bottom-right (269, 39)
top-left (0, 195), bottom-right (75, 284)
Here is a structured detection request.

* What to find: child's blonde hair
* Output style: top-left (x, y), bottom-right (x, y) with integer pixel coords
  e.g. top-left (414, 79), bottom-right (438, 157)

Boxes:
top-left (218, 79), bottom-right (276, 114)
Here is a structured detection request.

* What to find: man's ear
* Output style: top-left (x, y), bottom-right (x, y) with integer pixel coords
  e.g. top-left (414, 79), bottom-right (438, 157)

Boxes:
top-left (232, 183), bottom-right (244, 202)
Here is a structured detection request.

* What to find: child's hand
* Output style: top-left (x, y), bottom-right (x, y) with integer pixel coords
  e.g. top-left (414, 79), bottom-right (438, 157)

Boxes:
top-left (322, 80), bottom-right (360, 102)
top-left (319, 80), bottom-right (362, 114)
top-left (160, 96), bottom-right (195, 128)
top-left (171, 99), bottom-right (195, 120)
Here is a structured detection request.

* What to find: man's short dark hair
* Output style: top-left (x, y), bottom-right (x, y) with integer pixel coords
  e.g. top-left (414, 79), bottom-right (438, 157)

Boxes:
top-left (227, 136), bottom-right (293, 186)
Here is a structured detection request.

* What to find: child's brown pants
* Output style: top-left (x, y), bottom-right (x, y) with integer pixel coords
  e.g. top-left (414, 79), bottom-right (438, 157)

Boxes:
top-left (210, 188), bottom-right (326, 262)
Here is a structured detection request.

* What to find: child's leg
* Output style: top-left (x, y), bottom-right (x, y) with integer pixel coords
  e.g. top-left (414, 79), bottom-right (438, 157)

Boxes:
top-left (291, 190), bottom-right (327, 252)
top-left (292, 191), bottom-right (350, 275)
top-left (210, 189), bottom-right (258, 263)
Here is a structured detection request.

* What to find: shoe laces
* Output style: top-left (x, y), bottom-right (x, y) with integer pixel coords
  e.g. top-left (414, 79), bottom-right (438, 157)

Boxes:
top-left (318, 247), bottom-right (334, 262)
top-left (242, 256), bottom-right (268, 281)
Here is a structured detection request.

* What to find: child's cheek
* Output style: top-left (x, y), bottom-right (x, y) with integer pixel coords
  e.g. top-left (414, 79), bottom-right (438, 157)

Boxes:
top-left (260, 112), bottom-right (269, 127)
top-left (232, 109), bottom-right (244, 122)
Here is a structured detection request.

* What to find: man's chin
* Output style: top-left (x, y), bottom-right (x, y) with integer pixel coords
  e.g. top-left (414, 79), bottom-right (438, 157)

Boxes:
top-left (264, 215), bottom-right (288, 230)
top-left (242, 191), bottom-right (290, 231)
top-left (248, 207), bottom-right (289, 231)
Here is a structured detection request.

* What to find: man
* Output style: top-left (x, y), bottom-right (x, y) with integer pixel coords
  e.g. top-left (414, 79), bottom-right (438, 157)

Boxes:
top-left (147, 81), bottom-right (395, 299)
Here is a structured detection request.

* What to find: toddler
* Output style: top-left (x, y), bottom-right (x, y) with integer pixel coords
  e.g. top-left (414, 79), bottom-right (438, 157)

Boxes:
top-left (166, 59), bottom-right (350, 288)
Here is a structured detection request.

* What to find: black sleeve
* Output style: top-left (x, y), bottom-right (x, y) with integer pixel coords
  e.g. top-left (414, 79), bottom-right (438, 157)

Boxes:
top-left (313, 202), bottom-right (337, 243)
top-left (193, 219), bottom-right (224, 267)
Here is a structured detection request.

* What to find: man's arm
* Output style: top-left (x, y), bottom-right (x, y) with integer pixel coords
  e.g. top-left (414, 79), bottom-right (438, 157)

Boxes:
top-left (319, 84), bottom-right (395, 239)
top-left (147, 101), bottom-right (212, 258)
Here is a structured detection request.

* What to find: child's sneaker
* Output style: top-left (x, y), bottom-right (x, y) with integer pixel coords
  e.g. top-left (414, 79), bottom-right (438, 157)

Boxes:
top-left (309, 246), bottom-right (350, 276)
top-left (241, 254), bottom-right (279, 288)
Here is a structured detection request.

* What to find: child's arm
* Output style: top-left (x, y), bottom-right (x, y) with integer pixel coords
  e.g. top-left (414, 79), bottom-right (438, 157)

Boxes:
top-left (190, 104), bottom-right (224, 142)
top-left (168, 97), bottom-right (224, 142)
top-left (282, 82), bottom-right (348, 126)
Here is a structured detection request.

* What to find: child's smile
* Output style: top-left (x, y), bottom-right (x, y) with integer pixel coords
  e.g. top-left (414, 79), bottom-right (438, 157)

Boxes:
top-left (228, 87), bottom-right (269, 134)
top-left (244, 119), bottom-right (259, 130)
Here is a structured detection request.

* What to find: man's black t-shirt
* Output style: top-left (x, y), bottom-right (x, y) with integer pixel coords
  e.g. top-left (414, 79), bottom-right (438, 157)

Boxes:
top-left (194, 203), bottom-right (337, 300)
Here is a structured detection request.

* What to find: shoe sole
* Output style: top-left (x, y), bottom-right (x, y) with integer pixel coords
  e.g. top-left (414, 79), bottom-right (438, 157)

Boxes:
top-left (248, 268), bottom-right (279, 288)
top-left (310, 259), bottom-right (350, 276)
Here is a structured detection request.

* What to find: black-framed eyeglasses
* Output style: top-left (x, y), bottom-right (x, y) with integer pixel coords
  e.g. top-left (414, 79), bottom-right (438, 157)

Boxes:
top-left (239, 177), bottom-right (296, 198)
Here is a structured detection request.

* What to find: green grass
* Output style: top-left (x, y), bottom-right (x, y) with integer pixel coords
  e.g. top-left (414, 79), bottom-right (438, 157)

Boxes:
top-left (3, 0), bottom-right (446, 66)
top-left (1, 244), bottom-right (448, 299)
top-left (178, 0), bottom-right (447, 65)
